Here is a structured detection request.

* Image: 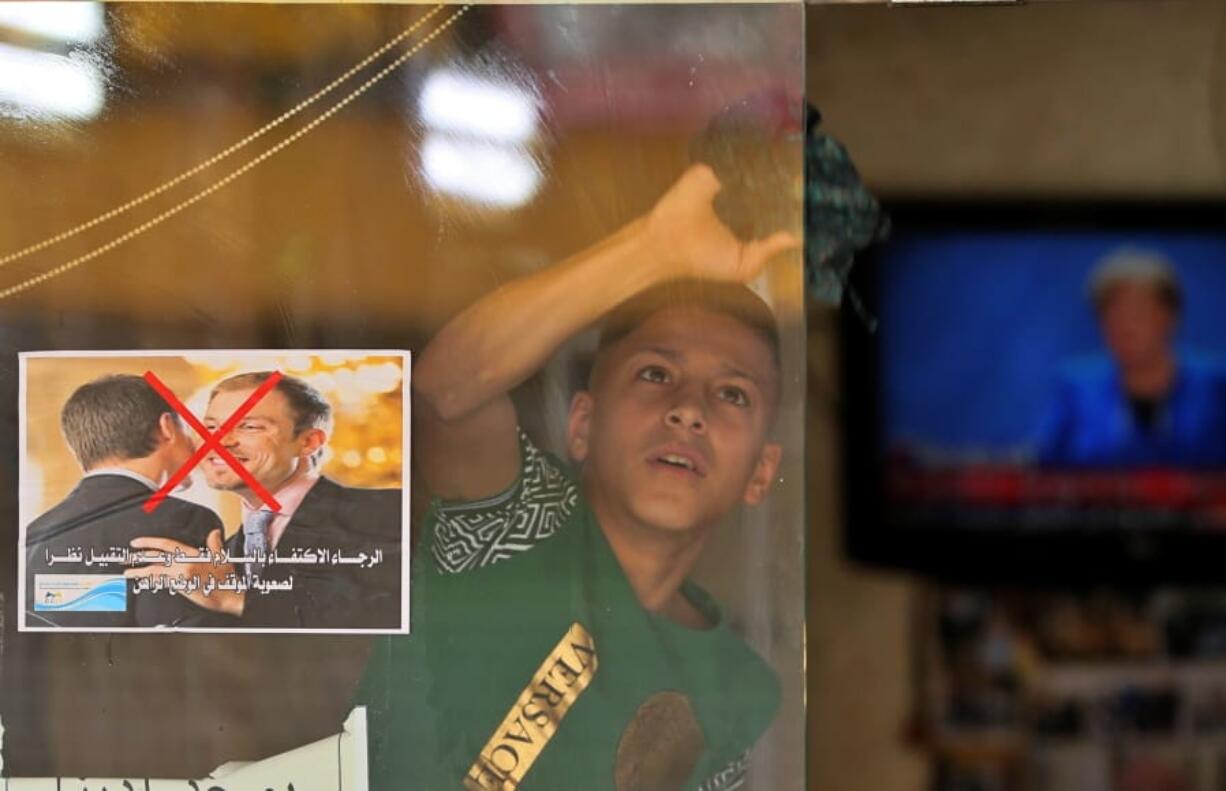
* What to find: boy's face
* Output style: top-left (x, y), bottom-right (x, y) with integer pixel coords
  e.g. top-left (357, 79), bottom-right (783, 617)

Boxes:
top-left (569, 307), bottom-right (782, 537)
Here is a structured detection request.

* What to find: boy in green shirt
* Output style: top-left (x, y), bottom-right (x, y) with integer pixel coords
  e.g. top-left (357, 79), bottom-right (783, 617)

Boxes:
top-left (361, 162), bottom-right (798, 791)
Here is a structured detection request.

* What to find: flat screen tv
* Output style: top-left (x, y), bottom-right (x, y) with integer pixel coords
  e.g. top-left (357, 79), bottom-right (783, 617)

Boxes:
top-left (842, 202), bottom-right (1226, 584)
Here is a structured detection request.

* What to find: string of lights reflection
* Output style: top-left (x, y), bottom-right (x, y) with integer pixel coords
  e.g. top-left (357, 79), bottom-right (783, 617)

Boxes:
top-left (0, 5), bottom-right (446, 268)
top-left (0, 4), bottom-right (469, 301)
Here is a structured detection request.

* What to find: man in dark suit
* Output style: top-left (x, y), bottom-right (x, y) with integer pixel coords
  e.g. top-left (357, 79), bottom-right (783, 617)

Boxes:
top-left (131, 370), bottom-right (403, 629)
top-left (24, 373), bottom-right (223, 628)
top-left (220, 476), bottom-right (402, 629)
top-left (4, 373), bottom-right (230, 778)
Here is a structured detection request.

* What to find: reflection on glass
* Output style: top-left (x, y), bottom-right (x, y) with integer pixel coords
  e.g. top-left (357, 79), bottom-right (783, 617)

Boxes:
top-left (421, 135), bottom-right (542, 208)
top-left (417, 67), bottom-right (543, 209)
top-left (0, 42), bottom-right (104, 121)
top-left (0, 6), bottom-right (806, 787)
top-left (0, 1), bottom-right (104, 45)
top-left (419, 69), bottom-right (539, 144)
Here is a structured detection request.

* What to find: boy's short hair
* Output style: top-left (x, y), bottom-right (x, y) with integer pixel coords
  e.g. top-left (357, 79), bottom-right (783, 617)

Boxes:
top-left (592, 278), bottom-right (782, 385)
top-left (61, 374), bottom-right (173, 470)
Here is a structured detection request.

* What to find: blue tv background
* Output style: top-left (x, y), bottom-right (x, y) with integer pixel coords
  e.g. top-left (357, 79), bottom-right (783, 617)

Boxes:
top-left (881, 231), bottom-right (1226, 454)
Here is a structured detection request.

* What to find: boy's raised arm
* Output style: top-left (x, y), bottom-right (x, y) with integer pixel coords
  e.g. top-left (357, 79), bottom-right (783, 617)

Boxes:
top-left (412, 164), bottom-right (798, 502)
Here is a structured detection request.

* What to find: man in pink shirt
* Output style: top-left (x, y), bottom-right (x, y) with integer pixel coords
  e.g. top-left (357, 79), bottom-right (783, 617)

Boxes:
top-left (134, 371), bottom-right (403, 630)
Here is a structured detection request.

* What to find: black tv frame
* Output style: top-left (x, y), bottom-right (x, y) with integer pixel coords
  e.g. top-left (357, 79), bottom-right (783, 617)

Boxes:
top-left (840, 199), bottom-right (1226, 588)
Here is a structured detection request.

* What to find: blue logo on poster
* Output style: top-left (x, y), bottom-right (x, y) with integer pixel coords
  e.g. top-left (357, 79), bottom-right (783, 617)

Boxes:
top-left (34, 575), bottom-right (127, 612)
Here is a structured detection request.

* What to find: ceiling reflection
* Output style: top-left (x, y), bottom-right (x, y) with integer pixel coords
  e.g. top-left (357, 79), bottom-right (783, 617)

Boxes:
top-left (0, 2), bottom-right (107, 122)
top-left (0, 4), bottom-right (803, 332)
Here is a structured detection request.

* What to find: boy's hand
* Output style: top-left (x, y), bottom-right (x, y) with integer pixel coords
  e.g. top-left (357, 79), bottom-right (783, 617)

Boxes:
top-left (645, 164), bottom-right (800, 283)
top-left (411, 161), bottom-right (798, 504)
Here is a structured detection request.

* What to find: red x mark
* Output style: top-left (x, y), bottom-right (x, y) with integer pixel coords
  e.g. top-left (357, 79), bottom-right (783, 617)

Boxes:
top-left (142, 370), bottom-right (284, 513)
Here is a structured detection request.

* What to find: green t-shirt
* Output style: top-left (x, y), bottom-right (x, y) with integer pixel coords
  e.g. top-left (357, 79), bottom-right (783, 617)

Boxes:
top-left (359, 432), bottom-right (780, 790)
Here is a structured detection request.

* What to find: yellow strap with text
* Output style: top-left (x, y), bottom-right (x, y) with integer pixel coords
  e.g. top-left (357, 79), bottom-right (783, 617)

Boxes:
top-left (464, 622), bottom-right (599, 790)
